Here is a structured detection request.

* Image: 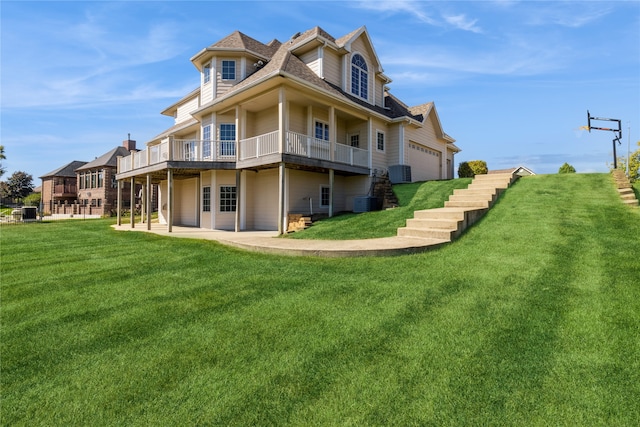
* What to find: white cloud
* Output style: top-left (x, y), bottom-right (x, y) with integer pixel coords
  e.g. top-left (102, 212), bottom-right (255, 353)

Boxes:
top-left (521, 2), bottom-right (613, 28)
top-left (1, 4), bottom-right (189, 110)
top-left (444, 14), bottom-right (482, 33)
top-left (354, 0), bottom-right (484, 33)
top-left (354, 0), bottom-right (439, 26)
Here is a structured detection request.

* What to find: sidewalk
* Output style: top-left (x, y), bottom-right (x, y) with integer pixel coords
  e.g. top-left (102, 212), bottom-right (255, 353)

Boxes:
top-left (111, 223), bottom-right (448, 257)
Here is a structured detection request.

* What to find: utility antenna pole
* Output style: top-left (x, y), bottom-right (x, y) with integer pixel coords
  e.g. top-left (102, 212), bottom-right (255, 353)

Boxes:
top-left (585, 110), bottom-right (623, 169)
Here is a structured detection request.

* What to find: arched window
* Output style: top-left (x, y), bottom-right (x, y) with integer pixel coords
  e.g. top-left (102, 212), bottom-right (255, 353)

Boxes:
top-left (351, 54), bottom-right (368, 100)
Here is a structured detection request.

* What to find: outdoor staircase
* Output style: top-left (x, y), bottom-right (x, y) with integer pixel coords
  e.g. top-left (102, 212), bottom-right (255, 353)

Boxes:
top-left (397, 172), bottom-right (518, 242)
top-left (612, 169), bottom-right (639, 207)
top-left (372, 172), bottom-right (399, 209)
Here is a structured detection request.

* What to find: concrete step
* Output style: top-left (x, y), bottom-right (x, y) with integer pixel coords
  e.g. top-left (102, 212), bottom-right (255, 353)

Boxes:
top-left (453, 188), bottom-right (497, 196)
top-left (474, 173), bottom-right (514, 180)
top-left (405, 218), bottom-right (460, 230)
top-left (468, 182), bottom-right (510, 190)
top-left (398, 171), bottom-right (517, 245)
top-left (413, 207), bottom-right (467, 221)
top-left (620, 193), bottom-right (637, 200)
top-left (397, 226), bottom-right (454, 240)
top-left (444, 200), bottom-right (490, 208)
top-left (447, 193), bottom-right (495, 204)
top-left (623, 199), bottom-right (639, 206)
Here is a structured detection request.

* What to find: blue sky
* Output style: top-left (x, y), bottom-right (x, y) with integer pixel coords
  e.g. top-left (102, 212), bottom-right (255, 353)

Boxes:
top-left (2, 0), bottom-right (639, 183)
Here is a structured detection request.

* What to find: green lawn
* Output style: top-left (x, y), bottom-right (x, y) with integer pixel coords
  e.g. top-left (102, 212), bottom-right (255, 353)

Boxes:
top-left (286, 178), bottom-right (472, 239)
top-left (2, 173), bottom-right (639, 426)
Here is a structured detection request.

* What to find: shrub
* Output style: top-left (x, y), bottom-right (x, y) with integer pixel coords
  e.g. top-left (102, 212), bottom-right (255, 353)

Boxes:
top-left (558, 163), bottom-right (576, 174)
top-left (23, 193), bottom-right (41, 207)
top-left (458, 160), bottom-right (488, 178)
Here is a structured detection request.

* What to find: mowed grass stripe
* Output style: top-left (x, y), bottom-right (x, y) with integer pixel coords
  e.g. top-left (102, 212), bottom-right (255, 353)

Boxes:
top-left (1, 173), bottom-right (639, 425)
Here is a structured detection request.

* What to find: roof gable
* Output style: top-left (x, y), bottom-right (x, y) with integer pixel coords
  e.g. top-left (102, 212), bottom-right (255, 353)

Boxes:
top-left (77, 146), bottom-right (132, 171)
top-left (335, 26), bottom-right (383, 74)
top-left (40, 160), bottom-right (87, 179)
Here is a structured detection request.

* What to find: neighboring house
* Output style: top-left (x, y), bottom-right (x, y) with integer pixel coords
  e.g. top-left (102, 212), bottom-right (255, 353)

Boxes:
top-left (40, 160), bottom-right (87, 215)
top-left (116, 26), bottom-right (461, 233)
top-left (76, 139), bottom-right (144, 216)
top-left (489, 166), bottom-right (535, 177)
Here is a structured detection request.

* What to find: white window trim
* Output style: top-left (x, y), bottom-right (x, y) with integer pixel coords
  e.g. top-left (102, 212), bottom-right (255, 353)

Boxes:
top-left (202, 186), bottom-right (211, 212)
top-left (314, 119), bottom-right (329, 141)
top-left (219, 185), bottom-right (237, 213)
top-left (221, 59), bottom-right (236, 81)
top-left (349, 133), bottom-right (360, 148)
top-left (350, 52), bottom-right (369, 102)
top-left (203, 62), bottom-right (211, 84)
top-left (319, 185), bottom-right (330, 208)
top-left (376, 130), bottom-right (385, 153)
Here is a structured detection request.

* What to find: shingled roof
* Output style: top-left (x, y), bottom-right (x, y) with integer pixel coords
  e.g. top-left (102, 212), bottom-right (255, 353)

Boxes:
top-left (197, 26), bottom-right (427, 124)
top-left (40, 160), bottom-right (87, 179)
top-left (76, 146), bottom-right (133, 171)
top-left (207, 30), bottom-right (281, 58)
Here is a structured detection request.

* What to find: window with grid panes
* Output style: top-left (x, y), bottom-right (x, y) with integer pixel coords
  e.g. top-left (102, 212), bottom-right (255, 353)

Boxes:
top-left (222, 60), bottom-right (235, 80)
top-left (219, 186), bottom-right (236, 212)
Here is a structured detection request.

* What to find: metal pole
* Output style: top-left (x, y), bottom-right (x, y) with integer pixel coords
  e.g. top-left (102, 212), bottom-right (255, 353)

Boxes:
top-left (627, 123), bottom-right (631, 178)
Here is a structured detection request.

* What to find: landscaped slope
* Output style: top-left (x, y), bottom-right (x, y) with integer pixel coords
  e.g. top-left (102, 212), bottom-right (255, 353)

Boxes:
top-left (286, 178), bottom-right (472, 239)
top-left (1, 174), bottom-right (639, 425)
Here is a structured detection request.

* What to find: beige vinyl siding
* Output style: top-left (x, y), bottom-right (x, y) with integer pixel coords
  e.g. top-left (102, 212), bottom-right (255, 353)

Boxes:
top-left (201, 83), bottom-right (213, 106)
top-left (246, 168), bottom-right (278, 231)
top-left (174, 178), bottom-right (198, 227)
top-left (300, 49), bottom-right (320, 76)
top-left (288, 103), bottom-right (307, 135)
top-left (214, 170), bottom-right (237, 230)
top-left (342, 175), bottom-right (370, 211)
top-left (386, 124), bottom-right (401, 166)
top-left (370, 119), bottom-right (388, 173)
top-left (176, 96), bottom-right (199, 124)
top-left (323, 49), bottom-right (341, 87)
top-left (345, 121), bottom-right (369, 149)
top-left (216, 57), bottom-right (238, 98)
top-left (287, 170), bottom-right (347, 214)
top-left (374, 76), bottom-right (385, 108)
top-left (250, 107), bottom-right (278, 137)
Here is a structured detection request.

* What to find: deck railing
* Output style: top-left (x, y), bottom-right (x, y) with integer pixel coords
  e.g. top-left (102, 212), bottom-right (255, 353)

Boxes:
top-left (119, 130), bottom-right (369, 173)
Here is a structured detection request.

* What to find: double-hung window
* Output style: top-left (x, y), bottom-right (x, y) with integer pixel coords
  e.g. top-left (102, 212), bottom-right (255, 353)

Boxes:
top-left (219, 123), bottom-right (236, 156)
top-left (219, 186), bottom-right (236, 212)
top-left (222, 60), bottom-right (235, 80)
top-left (202, 125), bottom-right (212, 159)
top-left (203, 63), bottom-right (211, 84)
top-left (376, 131), bottom-right (385, 152)
top-left (320, 186), bottom-right (330, 208)
top-left (351, 54), bottom-right (368, 100)
top-left (183, 141), bottom-right (196, 161)
top-left (202, 186), bottom-right (211, 212)
top-left (315, 121), bottom-right (329, 141)
top-left (350, 134), bottom-right (360, 148)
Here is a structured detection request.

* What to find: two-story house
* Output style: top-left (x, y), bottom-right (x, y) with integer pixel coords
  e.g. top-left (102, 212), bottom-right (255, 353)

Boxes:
top-left (40, 160), bottom-right (87, 215)
top-left (77, 139), bottom-right (145, 216)
top-left (116, 26), bottom-right (460, 233)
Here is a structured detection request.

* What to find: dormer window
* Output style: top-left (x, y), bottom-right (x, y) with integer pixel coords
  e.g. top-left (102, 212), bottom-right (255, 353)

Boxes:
top-left (222, 60), bottom-right (236, 80)
top-left (203, 63), bottom-right (211, 84)
top-left (351, 54), bottom-right (368, 100)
